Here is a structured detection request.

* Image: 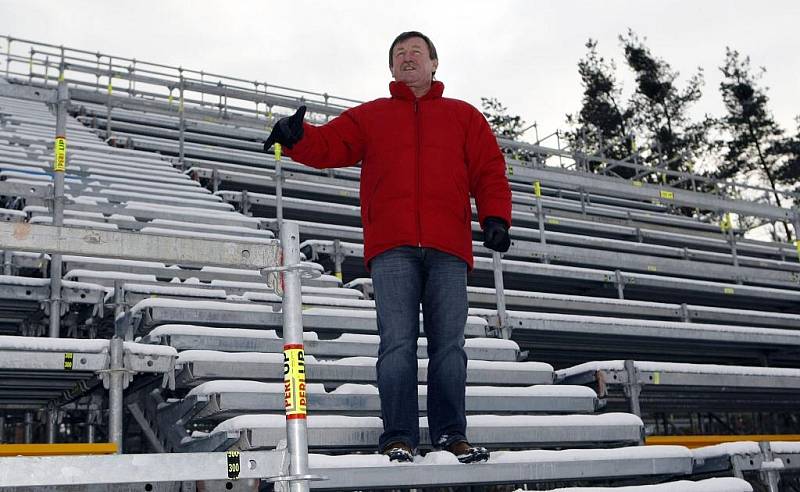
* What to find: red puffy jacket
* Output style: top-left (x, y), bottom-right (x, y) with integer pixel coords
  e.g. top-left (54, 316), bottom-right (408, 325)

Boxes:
top-left (286, 80), bottom-right (512, 270)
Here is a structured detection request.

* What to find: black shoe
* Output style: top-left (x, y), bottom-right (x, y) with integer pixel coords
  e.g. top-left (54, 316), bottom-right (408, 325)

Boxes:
top-left (382, 441), bottom-right (414, 463)
top-left (444, 440), bottom-right (490, 464)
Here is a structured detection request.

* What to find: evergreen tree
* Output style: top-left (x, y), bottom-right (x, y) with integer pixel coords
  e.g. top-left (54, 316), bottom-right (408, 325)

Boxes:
top-left (480, 97), bottom-right (534, 162)
top-left (716, 48), bottom-right (792, 239)
top-left (566, 39), bottom-right (635, 177)
top-left (775, 119), bottom-right (800, 194)
top-left (481, 97), bottom-right (526, 140)
top-left (621, 30), bottom-right (709, 184)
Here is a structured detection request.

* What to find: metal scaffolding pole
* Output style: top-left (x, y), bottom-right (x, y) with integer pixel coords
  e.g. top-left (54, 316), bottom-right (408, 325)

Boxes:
top-left (0, 415), bottom-right (5, 443)
top-left (275, 144), bottom-right (284, 231)
top-left (24, 412), bottom-right (33, 444)
top-left (46, 407), bottom-right (57, 444)
top-left (492, 251), bottom-right (509, 339)
top-left (48, 52), bottom-right (67, 339)
top-left (108, 336), bottom-right (124, 453)
top-left (279, 222), bottom-right (311, 492)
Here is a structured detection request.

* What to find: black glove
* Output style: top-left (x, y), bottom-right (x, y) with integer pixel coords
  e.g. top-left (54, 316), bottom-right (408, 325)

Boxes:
top-left (482, 217), bottom-right (510, 252)
top-left (263, 105), bottom-right (306, 152)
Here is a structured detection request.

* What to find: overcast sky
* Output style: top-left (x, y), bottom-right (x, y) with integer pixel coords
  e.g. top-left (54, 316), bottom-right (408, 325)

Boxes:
top-left (1, 0), bottom-right (798, 142)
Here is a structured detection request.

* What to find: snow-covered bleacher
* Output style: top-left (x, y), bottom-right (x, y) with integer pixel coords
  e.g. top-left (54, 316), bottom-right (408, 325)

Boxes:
top-left (1, 38), bottom-right (800, 490)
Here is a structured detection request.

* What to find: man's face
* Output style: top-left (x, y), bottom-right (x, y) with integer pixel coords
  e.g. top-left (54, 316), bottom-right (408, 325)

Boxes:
top-left (390, 37), bottom-right (438, 88)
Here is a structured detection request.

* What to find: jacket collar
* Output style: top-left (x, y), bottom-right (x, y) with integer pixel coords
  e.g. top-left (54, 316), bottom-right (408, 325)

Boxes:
top-left (389, 80), bottom-right (445, 101)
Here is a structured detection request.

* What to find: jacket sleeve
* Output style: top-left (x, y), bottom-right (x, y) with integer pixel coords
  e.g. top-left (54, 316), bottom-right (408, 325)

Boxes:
top-left (465, 108), bottom-right (512, 228)
top-left (284, 107), bottom-right (366, 169)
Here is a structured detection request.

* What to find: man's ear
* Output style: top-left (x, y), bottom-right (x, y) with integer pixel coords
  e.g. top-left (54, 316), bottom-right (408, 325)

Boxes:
top-left (432, 59), bottom-right (439, 75)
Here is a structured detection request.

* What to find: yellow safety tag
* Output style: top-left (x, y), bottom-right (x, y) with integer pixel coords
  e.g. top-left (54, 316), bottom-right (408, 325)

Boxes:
top-left (547, 218), bottom-right (560, 225)
top-left (275, 143), bottom-right (282, 162)
top-left (54, 136), bottom-right (66, 172)
top-left (533, 181), bottom-right (541, 198)
top-left (506, 165), bottom-right (514, 176)
top-left (660, 190), bottom-right (674, 200)
top-left (63, 352), bottom-right (74, 371)
top-left (283, 345), bottom-right (307, 419)
top-left (720, 213), bottom-right (732, 233)
top-left (107, 79), bottom-right (113, 95)
top-left (653, 372), bottom-right (660, 385)
top-left (647, 265), bottom-right (657, 272)
top-left (723, 287), bottom-right (735, 295)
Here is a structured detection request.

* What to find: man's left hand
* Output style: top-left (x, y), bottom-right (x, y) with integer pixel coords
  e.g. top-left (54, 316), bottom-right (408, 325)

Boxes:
top-left (482, 217), bottom-right (510, 252)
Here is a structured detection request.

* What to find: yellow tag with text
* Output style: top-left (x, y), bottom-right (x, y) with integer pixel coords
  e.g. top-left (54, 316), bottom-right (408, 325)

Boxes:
top-left (723, 287), bottom-right (735, 295)
top-left (283, 345), bottom-right (307, 419)
top-left (275, 143), bottom-right (282, 162)
top-left (653, 372), bottom-right (660, 385)
top-left (54, 136), bottom-right (66, 172)
top-left (547, 218), bottom-right (560, 225)
top-left (534, 181), bottom-right (541, 197)
top-left (647, 265), bottom-right (657, 272)
top-left (660, 190), bottom-right (674, 200)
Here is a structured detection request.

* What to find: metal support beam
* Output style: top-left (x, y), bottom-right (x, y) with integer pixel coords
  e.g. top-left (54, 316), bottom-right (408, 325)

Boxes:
top-left (108, 336), bottom-right (124, 453)
top-left (24, 411), bottom-right (33, 444)
top-left (0, 222), bottom-right (279, 269)
top-left (0, 415), bottom-right (5, 444)
top-left (623, 359), bottom-right (642, 418)
top-left (0, 450), bottom-right (285, 486)
top-left (758, 441), bottom-right (781, 492)
top-left (48, 63), bottom-right (67, 339)
top-left (492, 251), bottom-right (509, 339)
top-left (46, 408), bottom-right (57, 444)
top-left (280, 222), bottom-right (312, 492)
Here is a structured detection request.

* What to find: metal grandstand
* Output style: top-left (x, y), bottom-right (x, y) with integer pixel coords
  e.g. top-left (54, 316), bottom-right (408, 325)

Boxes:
top-left (0, 35), bottom-right (799, 491)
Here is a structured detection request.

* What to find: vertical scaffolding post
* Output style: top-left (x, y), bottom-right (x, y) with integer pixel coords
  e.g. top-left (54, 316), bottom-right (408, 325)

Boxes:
top-left (492, 251), bottom-right (509, 339)
top-left (48, 49), bottom-right (67, 339)
top-left (280, 222), bottom-right (310, 492)
top-left (534, 180), bottom-right (549, 264)
top-left (108, 336), bottom-right (124, 453)
top-left (178, 72), bottom-right (186, 170)
top-left (0, 415), bottom-right (5, 443)
top-left (24, 411), bottom-right (33, 443)
top-left (2, 250), bottom-right (12, 275)
top-left (275, 144), bottom-right (284, 232)
top-left (46, 406), bottom-right (57, 444)
top-left (623, 360), bottom-right (642, 418)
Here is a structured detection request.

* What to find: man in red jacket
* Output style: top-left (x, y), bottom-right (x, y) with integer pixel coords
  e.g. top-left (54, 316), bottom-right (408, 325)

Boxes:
top-left (265, 31), bottom-right (511, 464)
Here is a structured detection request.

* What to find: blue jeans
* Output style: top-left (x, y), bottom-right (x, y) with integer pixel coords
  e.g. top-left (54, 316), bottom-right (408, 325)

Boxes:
top-left (370, 246), bottom-right (468, 451)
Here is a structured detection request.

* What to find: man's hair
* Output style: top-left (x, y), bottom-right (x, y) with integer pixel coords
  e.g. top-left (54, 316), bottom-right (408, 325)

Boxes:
top-left (389, 31), bottom-right (438, 71)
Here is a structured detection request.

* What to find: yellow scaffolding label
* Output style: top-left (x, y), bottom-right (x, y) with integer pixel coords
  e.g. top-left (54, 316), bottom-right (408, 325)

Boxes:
top-left (63, 352), bottom-right (73, 371)
top-left (54, 136), bottom-right (66, 172)
top-left (659, 190), bottom-right (674, 200)
top-left (533, 181), bottom-right (541, 197)
top-left (274, 143), bottom-right (282, 162)
top-left (283, 345), bottom-right (307, 419)
top-left (723, 287), bottom-right (735, 295)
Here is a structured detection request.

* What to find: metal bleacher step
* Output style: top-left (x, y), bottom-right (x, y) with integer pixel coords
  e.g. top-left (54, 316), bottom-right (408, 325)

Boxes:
top-left (141, 325), bottom-right (519, 361)
top-left (305, 445), bottom-right (694, 490)
top-left (557, 360), bottom-right (800, 413)
top-left (161, 380), bottom-right (599, 424)
top-left (123, 298), bottom-right (490, 337)
top-left (473, 308), bottom-right (800, 367)
top-left (173, 351), bottom-right (554, 389)
top-left (180, 413), bottom-right (643, 452)
top-left (540, 477), bottom-right (753, 492)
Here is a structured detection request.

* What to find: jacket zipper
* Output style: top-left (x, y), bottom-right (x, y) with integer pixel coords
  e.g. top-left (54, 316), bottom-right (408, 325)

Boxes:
top-left (414, 100), bottom-right (422, 247)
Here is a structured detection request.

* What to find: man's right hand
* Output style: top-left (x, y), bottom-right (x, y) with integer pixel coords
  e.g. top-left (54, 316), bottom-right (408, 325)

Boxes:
top-left (263, 105), bottom-right (307, 152)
